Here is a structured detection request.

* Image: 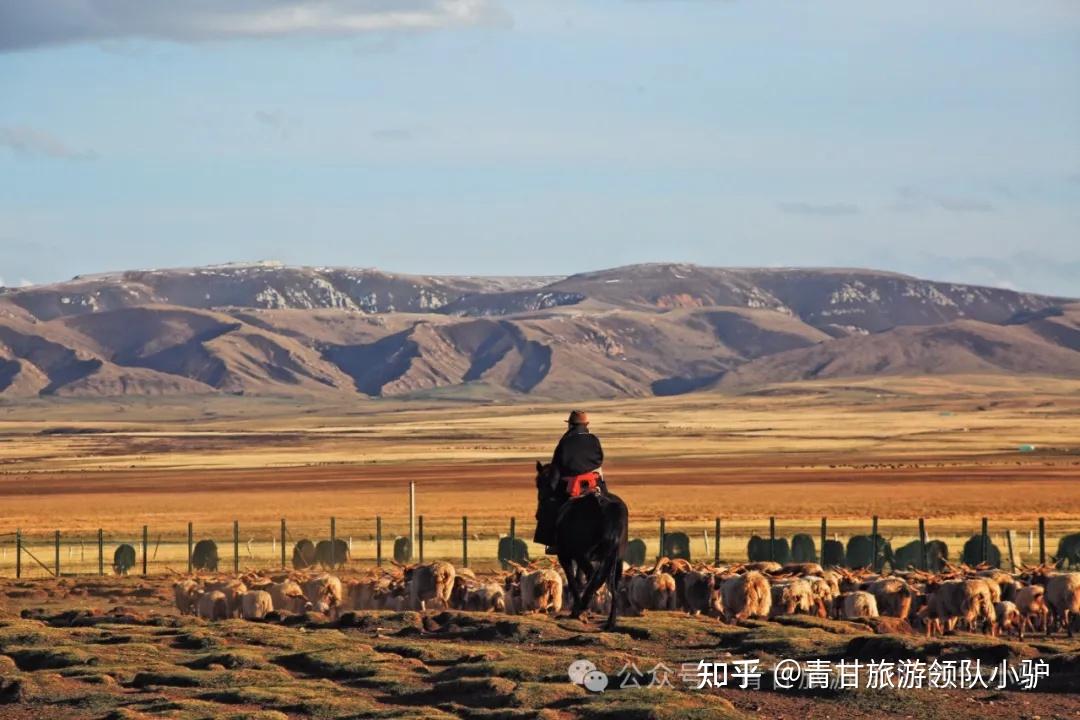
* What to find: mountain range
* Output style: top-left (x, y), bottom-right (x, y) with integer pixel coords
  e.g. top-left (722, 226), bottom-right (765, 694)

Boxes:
top-left (1, 261), bottom-right (1077, 400)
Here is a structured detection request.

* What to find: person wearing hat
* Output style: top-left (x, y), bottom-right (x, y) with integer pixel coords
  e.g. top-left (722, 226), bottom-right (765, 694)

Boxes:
top-left (533, 410), bottom-right (606, 553)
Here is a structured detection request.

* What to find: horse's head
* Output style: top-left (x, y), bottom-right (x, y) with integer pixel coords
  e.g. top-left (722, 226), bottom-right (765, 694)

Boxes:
top-left (535, 460), bottom-right (558, 489)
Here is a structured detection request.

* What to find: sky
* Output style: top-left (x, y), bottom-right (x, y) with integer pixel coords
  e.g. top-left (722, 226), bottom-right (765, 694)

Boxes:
top-left (1, 0), bottom-right (1079, 295)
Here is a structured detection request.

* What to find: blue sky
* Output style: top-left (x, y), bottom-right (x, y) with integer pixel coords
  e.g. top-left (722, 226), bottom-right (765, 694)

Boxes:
top-left (2, 0), bottom-right (1078, 295)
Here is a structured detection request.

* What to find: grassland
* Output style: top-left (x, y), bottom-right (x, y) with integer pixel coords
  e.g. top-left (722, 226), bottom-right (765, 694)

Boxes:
top-left (1, 375), bottom-right (1079, 577)
top-left (1, 573), bottom-right (1080, 720)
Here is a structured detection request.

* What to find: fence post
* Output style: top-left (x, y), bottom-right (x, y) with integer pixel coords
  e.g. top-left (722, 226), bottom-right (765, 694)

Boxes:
top-left (714, 518), bottom-right (721, 565)
top-left (186, 522), bottom-right (193, 573)
top-left (871, 516), bottom-right (879, 572)
top-left (1038, 517), bottom-right (1046, 565)
top-left (820, 517), bottom-right (827, 566)
top-left (376, 516), bottom-right (383, 567)
top-left (418, 516), bottom-right (425, 563)
top-left (768, 517), bottom-right (776, 562)
top-left (918, 518), bottom-right (927, 571)
top-left (233, 520), bottom-right (239, 574)
top-left (55, 530), bottom-right (61, 577)
top-left (462, 516), bottom-right (468, 568)
top-left (15, 530), bottom-right (21, 579)
top-left (659, 517), bottom-right (666, 558)
top-left (142, 525), bottom-right (148, 576)
top-left (1006, 530), bottom-right (1017, 572)
top-left (981, 517), bottom-right (989, 565)
top-left (98, 529), bottom-right (104, 576)
top-left (408, 481), bottom-right (416, 562)
top-left (509, 517), bottom-right (516, 560)
top-left (330, 516), bottom-right (336, 565)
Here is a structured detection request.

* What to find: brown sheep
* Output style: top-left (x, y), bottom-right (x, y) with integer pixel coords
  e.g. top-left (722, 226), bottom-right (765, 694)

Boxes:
top-left (196, 590), bottom-right (230, 621)
top-left (682, 570), bottom-right (722, 617)
top-left (466, 583), bottom-right (507, 613)
top-left (204, 579), bottom-right (247, 618)
top-left (720, 571), bottom-right (771, 622)
top-left (925, 579), bottom-right (995, 637)
top-left (1044, 572), bottom-right (1080, 637)
top-left (1015, 584), bottom-right (1049, 638)
top-left (625, 572), bottom-right (677, 615)
top-left (517, 568), bottom-right (563, 614)
top-left (241, 590), bottom-right (274, 620)
top-left (405, 561), bottom-right (456, 611)
top-left (994, 601), bottom-right (1022, 638)
top-left (769, 579), bottom-right (814, 618)
top-left (803, 576), bottom-right (836, 618)
top-left (834, 591), bottom-right (879, 620)
top-left (173, 579), bottom-right (200, 616)
top-left (268, 580), bottom-right (309, 613)
top-left (303, 575), bottom-right (344, 617)
top-left (867, 577), bottom-right (914, 619)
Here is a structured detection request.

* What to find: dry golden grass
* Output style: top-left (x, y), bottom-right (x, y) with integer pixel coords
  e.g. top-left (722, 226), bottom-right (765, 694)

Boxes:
top-left (0, 374), bottom-right (1078, 575)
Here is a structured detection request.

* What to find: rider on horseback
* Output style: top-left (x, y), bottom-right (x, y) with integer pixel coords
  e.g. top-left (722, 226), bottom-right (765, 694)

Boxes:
top-left (533, 410), bottom-right (607, 553)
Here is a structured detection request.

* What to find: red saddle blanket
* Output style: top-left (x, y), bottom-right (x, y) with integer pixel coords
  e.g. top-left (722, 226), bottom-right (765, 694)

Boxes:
top-left (563, 471), bottom-right (601, 498)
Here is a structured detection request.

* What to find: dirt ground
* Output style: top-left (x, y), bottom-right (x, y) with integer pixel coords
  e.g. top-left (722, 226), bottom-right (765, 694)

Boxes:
top-left (1, 573), bottom-right (1079, 720)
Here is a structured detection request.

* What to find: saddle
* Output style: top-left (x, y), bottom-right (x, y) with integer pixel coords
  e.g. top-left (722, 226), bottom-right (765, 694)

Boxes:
top-left (563, 471), bottom-right (602, 499)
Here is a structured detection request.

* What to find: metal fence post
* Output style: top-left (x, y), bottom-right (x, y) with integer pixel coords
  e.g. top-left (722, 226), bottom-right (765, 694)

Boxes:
top-left (1038, 517), bottom-right (1045, 565)
top-left (659, 517), bottom-right (666, 558)
top-left (142, 525), bottom-right (148, 576)
top-left (871, 516), bottom-right (879, 572)
top-left (376, 516), bottom-right (383, 567)
top-left (15, 530), bottom-right (21, 579)
top-left (55, 530), bottom-right (61, 577)
top-left (981, 517), bottom-right (989, 565)
top-left (330, 516), bottom-right (336, 566)
top-left (187, 522), bottom-right (193, 573)
top-left (418, 516), bottom-right (425, 563)
top-left (98, 529), bottom-right (104, 576)
top-left (918, 518), bottom-right (927, 571)
top-left (714, 518), bottom-right (721, 565)
top-left (233, 520), bottom-right (239, 574)
top-left (280, 519), bottom-right (286, 569)
top-left (820, 517), bottom-right (827, 565)
top-left (768, 517), bottom-right (776, 562)
top-left (462, 516), bottom-right (468, 568)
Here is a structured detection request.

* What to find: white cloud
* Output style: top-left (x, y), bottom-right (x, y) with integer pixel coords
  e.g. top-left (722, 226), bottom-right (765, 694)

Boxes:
top-left (0, 126), bottom-right (97, 159)
top-left (0, 1), bottom-right (507, 52)
top-left (777, 201), bottom-right (860, 217)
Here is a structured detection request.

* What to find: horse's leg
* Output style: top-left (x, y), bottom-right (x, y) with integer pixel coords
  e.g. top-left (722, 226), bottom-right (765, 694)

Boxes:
top-left (577, 547), bottom-right (617, 624)
top-left (603, 546), bottom-right (621, 631)
top-left (558, 550), bottom-right (583, 615)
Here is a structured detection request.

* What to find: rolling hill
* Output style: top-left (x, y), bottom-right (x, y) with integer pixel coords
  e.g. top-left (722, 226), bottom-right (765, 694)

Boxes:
top-left (0, 262), bottom-right (1075, 399)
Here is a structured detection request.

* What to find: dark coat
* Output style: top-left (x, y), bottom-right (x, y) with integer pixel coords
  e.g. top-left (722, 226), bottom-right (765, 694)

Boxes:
top-left (552, 425), bottom-right (603, 477)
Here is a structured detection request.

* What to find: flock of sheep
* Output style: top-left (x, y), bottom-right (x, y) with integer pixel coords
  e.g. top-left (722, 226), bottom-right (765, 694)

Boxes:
top-left (170, 556), bottom-right (1080, 640)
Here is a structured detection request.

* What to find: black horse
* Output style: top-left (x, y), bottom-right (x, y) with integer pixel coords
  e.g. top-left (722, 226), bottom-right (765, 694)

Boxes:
top-left (535, 461), bottom-right (628, 630)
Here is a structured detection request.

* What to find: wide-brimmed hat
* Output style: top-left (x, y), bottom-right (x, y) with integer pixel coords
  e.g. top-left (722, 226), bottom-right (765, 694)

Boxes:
top-left (565, 410), bottom-right (589, 425)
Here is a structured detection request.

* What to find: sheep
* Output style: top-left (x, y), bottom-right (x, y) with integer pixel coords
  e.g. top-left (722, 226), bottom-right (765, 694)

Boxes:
top-left (802, 576), bottom-right (836, 618)
top-left (196, 590), bottom-right (230, 621)
top-left (303, 574), bottom-right (344, 617)
top-left (404, 561), bottom-right (456, 612)
top-left (834, 591), bottom-right (879, 620)
top-left (924, 579), bottom-right (995, 638)
top-left (173, 579), bottom-right (200, 616)
top-left (241, 590), bottom-right (274, 620)
top-left (867, 577), bottom-right (914, 619)
top-left (517, 568), bottom-right (563, 614)
top-left (720, 571), bottom-right (771, 622)
top-left (994, 601), bottom-right (1022, 638)
top-left (769, 579), bottom-right (814, 618)
top-left (682, 570), bottom-right (722, 616)
top-left (268, 580), bottom-right (309, 613)
top-left (1044, 572), bottom-right (1080, 637)
top-left (1015, 584), bottom-right (1049, 638)
top-left (466, 583), bottom-right (507, 613)
top-left (625, 572), bottom-right (677, 615)
top-left (204, 579), bottom-right (247, 618)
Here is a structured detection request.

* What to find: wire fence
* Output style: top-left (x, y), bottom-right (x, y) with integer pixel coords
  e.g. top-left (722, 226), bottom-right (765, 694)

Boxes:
top-left (1, 515), bottom-right (1077, 578)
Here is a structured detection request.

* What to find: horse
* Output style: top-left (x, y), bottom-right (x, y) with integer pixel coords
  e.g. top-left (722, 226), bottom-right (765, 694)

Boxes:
top-left (535, 461), bottom-right (628, 630)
